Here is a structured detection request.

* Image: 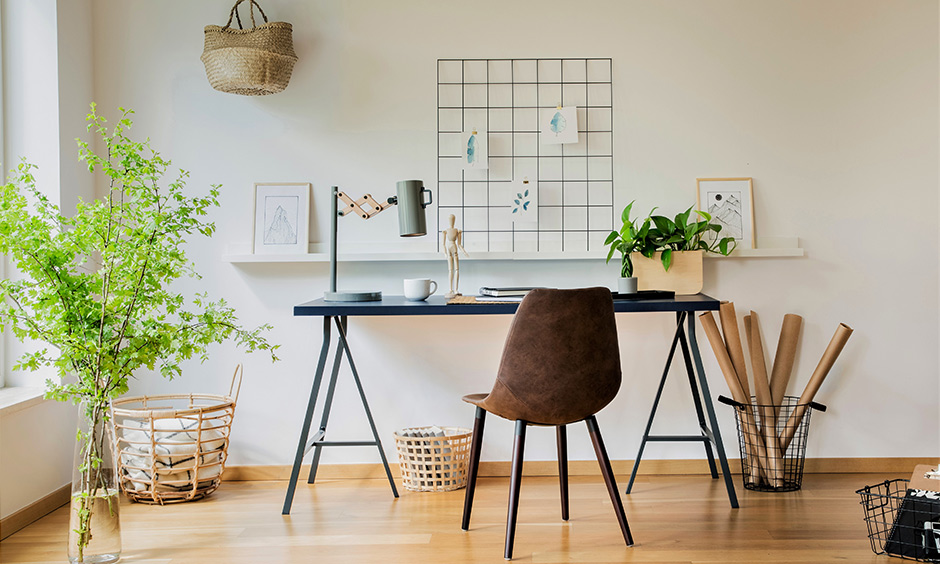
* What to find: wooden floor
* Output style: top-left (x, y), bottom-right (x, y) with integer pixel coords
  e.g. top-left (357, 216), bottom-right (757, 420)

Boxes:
top-left (1, 473), bottom-right (897, 563)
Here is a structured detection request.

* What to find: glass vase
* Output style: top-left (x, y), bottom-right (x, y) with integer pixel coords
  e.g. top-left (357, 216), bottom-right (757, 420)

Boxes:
top-left (68, 400), bottom-right (122, 564)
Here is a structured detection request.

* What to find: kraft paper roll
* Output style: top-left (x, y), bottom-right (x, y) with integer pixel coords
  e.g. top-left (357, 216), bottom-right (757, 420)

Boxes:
top-left (748, 311), bottom-right (784, 488)
top-left (780, 323), bottom-right (854, 452)
top-left (719, 302), bottom-right (750, 399)
top-left (770, 314), bottom-right (803, 418)
top-left (700, 312), bottom-right (767, 483)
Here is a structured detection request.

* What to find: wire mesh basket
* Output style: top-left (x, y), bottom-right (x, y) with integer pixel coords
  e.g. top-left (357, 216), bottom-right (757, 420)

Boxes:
top-left (857, 479), bottom-right (940, 562)
top-left (718, 395), bottom-right (826, 492)
top-left (393, 426), bottom-right (472, 492)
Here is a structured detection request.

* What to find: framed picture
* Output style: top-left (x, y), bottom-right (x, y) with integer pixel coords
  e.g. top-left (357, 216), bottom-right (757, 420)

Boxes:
top-left (695, 177), bottom-right (755, 249)
top-left (252, 183), bottom-right (311, 254)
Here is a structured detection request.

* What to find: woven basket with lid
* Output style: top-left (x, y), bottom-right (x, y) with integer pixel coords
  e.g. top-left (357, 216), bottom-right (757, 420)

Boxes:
top-left (201, 0), bottom-right (297, 96)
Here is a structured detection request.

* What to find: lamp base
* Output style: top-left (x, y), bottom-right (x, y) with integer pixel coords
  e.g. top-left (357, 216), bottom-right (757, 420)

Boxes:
top-left (324, 290), bottom-right (383, 302)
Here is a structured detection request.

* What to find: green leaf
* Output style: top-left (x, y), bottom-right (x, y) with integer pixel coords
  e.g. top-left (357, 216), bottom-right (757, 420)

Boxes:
top-left (661, 248), bottom-right (673, 271)
top-left (606, 243), bottom-right (618, 264)
top-left (604, 231), bottom-right (619, 245)
top-left (621, 200), bottom-right (635, 223)
top-left (675, 207), bottom-right (692, 231)
top-left (651, 215), bottom-right (676, 235)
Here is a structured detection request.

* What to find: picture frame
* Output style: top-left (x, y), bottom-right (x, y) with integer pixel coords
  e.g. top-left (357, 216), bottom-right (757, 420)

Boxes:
top-left (252, 183), bottom-right (311, 254)
top-left (695, 177), bottom-right (755, 249)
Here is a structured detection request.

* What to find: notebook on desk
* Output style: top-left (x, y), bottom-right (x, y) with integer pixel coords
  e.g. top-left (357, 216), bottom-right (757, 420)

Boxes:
top-left (612, 290), bottom-right (676, 300)
top-left (479, 287), bottom-right (547, 297)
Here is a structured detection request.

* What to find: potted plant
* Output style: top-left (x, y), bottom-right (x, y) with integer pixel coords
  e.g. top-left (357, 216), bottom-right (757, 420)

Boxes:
top-left (0, 105), bottom-right (278, 563)
top-left (607, 203), bottom-right (737, 295)
top-left (604, 200), bottom-right (647, 294)
top-left (632, 205), bottom-right (737, 294)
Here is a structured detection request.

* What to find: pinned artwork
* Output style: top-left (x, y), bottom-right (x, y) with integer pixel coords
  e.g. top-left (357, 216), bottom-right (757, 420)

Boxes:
top-left (508, 177), bottom-right (537, 225)
top-left (541, 106), bottom-right (578, 145)
top-left (461, 128), bottom-right (488, 170)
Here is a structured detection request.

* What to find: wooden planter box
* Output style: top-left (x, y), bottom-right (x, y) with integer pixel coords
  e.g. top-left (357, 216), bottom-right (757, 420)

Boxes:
top-left (630, 250), bottom-right (703, 295)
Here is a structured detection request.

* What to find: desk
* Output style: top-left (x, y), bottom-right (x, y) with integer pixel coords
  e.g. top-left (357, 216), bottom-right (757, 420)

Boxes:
top-left (283, 293), bottom-right (738, 514)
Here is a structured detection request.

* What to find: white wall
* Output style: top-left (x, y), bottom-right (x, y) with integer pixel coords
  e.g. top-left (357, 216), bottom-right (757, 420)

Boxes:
top-left (0, 400), bottom-right (75, 519)
top-left (67, 0), bottom-right (940, 469)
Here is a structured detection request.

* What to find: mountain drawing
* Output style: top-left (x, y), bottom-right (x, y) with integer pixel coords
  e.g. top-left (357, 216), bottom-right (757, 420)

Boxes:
top-left (264, 205), bottom-right (297, 245)
top-left (708, 194), bottom-right (743, 239)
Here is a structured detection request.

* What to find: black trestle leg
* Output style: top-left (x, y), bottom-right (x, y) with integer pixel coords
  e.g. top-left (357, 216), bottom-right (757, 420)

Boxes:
top-left (556, 425), bottom-right (569, 521)
top-left (586, 416), bottom-right (634, 547)
top-left (462, 407), bottom-right (486, 531)
top-left (505, 420), bottom-right (527, 560)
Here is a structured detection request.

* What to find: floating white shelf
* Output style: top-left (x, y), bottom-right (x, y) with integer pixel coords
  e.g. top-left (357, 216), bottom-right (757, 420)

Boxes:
top-left (223, 237), bottom-right (804, 263)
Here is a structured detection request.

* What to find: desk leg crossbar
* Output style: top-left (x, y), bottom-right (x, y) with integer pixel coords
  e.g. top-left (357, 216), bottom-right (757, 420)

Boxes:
top-left (283, 316), bottom-right (399, 515)
top-left (625, 312), bottom-right (739, 508)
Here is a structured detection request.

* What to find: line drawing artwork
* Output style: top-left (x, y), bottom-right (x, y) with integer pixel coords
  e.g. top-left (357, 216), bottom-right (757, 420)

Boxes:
top-left (707, 191), bottom-right (743, 240)
top-left (263, 195), bottom-right (299, 245)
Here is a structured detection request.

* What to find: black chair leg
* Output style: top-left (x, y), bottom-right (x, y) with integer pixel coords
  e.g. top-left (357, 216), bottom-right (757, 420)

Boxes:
top-left (462, 406), bottom-right (486, 531)
top-left (586, 416), bottom-right (634, 547)
top-left (505, 419), bottom-right (527, 560)
top-left (556, 425), bottom-right (569, 521)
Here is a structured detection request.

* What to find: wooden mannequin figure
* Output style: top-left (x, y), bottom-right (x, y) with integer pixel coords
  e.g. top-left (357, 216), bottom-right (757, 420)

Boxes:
top-left (442, 214), bottom-right (469, 298)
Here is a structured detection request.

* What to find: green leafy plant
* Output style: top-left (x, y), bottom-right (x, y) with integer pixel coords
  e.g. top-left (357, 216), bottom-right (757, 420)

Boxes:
top-left (604, 200), bottom-right (649, 278)
top-left (606, 203), bottom-right (738, 275)
top-left (0, 105), bottom-right (278, 561)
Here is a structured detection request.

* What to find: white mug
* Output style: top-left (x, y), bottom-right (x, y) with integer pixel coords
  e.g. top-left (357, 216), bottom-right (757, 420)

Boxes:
top-left (404, 278), bottom-right (438, 301)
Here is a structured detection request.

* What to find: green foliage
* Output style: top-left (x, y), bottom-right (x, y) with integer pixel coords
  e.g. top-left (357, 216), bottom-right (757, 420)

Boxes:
top-left (0, 105), bottom-right (278, 559)
top-left (606, 203), bottom-right (738, 273)
top-left (604, 200), bottom-right (647, 278)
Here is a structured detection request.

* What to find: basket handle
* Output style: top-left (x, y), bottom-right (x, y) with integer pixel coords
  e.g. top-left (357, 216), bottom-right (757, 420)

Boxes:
top-left (228, 364), bottom-right (244, 403)
top-left (223, 0), bottom-right (269, 30)
top-left (717, 394), bottom-right (827, 412)
top-left (717, 395), bottom-right (746, 409)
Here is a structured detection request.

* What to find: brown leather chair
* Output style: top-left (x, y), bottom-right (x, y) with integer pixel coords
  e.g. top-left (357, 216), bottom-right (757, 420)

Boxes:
top-left (460, 287), bottom-right (634, 559)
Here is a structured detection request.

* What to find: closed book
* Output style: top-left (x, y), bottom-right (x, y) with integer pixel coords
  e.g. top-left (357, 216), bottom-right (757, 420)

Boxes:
top-left (479, 287), bottom-right (545, 297)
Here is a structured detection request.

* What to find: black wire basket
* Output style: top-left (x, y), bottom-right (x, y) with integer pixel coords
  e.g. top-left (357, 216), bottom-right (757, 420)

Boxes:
top-left (718, 395), bottom-right (826, 492)
top-left (857, 479), bottom-right (940, 562)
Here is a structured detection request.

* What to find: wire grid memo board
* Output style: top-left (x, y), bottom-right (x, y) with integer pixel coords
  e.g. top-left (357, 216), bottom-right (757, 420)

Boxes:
top-left (437, 58), bottom-right (615, 255)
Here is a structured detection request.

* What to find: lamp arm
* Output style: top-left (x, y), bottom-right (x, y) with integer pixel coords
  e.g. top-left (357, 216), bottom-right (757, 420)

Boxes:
top-left (337, 190), bottom-right (393, 219)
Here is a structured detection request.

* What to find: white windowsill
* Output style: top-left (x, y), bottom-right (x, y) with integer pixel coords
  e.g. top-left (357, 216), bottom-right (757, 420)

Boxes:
top-left (0, 387), bottom-right (46, 416)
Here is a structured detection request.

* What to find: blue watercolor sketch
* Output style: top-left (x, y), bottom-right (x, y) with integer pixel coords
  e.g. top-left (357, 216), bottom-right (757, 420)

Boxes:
top-left (467, 133), bottom-right (476, 165)
top-left (542, 106), bottom-right (578, 145)
top-left (461, 128), bottom-right (488, 170)
top-left (550, 111), bottom-right (567, 135)
top-left (511, 189), bottom-right (530, 215)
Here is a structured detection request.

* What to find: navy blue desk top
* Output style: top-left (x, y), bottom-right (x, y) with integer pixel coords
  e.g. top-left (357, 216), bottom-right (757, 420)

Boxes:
top-left (294, 293), bottom-right (720, 317)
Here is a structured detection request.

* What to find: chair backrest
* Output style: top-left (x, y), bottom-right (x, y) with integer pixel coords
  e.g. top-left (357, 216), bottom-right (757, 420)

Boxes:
top-left (491, 287), bottom-right (622, 425)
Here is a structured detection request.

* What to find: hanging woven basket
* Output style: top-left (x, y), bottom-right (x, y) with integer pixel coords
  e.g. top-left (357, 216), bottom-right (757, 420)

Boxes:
top-left (201, 0), bottom-right (298, 96)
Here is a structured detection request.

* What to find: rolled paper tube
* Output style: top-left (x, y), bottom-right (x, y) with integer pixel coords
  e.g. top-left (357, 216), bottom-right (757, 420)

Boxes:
top-left (699, 312), bottom-right (768, 483)
top-left (748, 311), bottom-right (784, 488)
top-left (719, 301), bottom-right (750, 399)
top-left (780, 323), bottom-right (854, 452)
top-left (770, 314), bottom-right (803, 419)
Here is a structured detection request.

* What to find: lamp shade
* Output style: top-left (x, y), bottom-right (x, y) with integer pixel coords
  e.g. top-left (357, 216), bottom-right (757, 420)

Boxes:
top-left (394, 180), bottom-right (432, 237)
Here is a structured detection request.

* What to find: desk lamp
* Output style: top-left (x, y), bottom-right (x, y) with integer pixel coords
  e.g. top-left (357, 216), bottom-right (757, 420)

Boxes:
top-left (324, 179), bottom-right (433, 302)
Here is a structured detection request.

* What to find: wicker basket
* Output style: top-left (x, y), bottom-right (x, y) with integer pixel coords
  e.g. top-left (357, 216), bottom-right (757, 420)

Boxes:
top-left (111, 365), bottom-right (243, 504)
top-left (200, 0), bottom-right (298, 96)
top-left (393, 426), bottom-right (472, 492)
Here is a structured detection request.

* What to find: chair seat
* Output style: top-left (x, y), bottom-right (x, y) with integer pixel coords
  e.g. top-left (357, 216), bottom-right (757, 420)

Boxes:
top-left (462, 379), bottom-right (582, 426)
